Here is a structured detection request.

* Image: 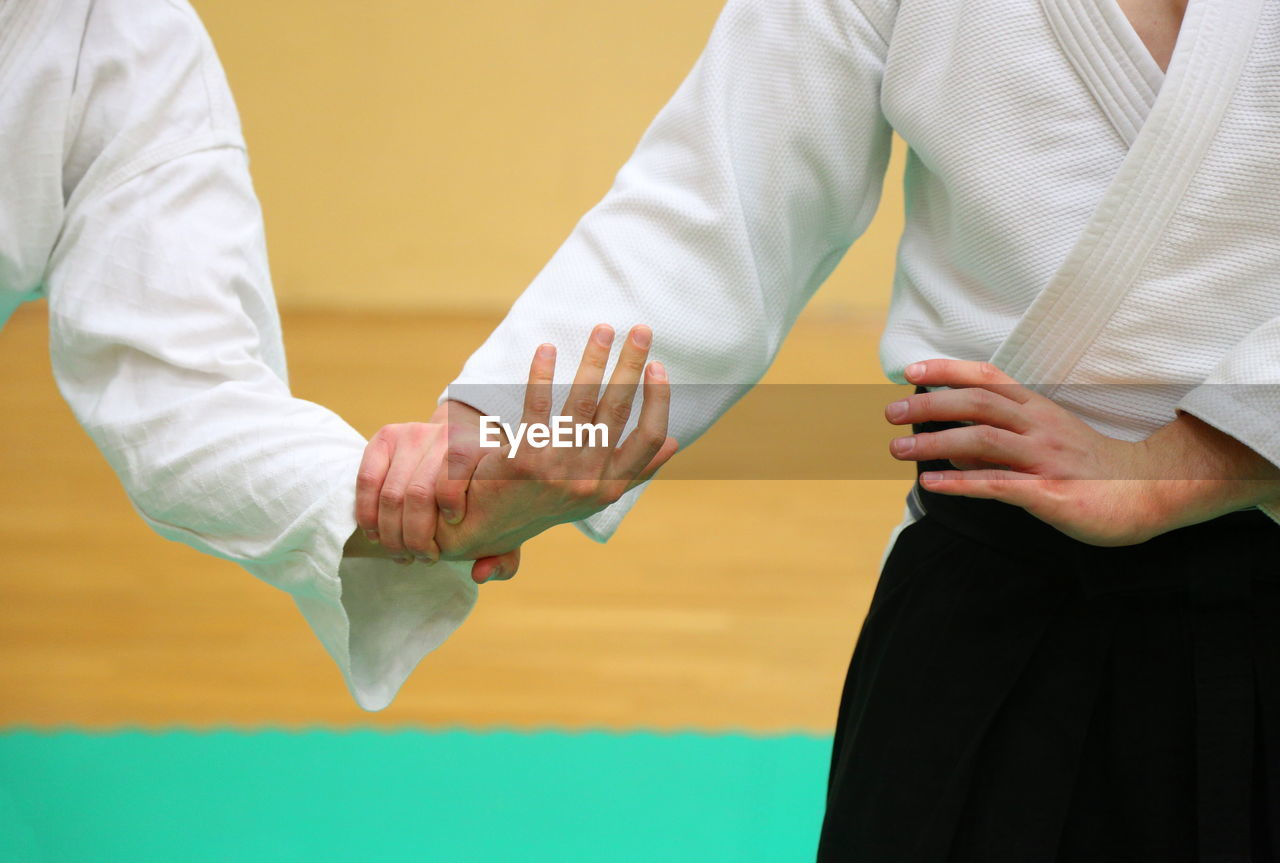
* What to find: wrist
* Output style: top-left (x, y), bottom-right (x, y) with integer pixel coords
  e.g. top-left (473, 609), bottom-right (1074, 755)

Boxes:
top-left (1141, 414), bottom-right (1280, 530)
top-left (1123, 438), bottom-right (1187, 536)
top-left (434, 511), bottom-right (560, 562)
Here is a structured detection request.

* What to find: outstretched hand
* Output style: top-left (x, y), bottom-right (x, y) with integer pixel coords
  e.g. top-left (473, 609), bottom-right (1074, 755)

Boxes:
top-left (431, 323), bottom-right (679, 562)
top-left (347, 324), bottom-right (678, 581)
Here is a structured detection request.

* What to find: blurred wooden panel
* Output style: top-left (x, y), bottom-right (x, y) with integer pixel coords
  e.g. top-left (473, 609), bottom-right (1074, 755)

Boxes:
top-left (193, 0), bottom-right (905, 316)
top-left (0, 303), bottom-right (912, 730)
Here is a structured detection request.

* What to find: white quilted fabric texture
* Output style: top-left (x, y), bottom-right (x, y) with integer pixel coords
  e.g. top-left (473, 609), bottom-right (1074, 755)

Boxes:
top-left (450, 0), bottom-right (1280, 536)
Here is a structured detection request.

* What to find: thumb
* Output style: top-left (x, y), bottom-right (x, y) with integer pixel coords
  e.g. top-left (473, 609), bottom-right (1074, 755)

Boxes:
top-left (471, 547), bottom-right (522, 584)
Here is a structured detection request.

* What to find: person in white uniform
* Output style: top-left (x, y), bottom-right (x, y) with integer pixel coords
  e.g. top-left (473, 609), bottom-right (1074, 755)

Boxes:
top-left (0, 0), bottom-right (676, 714)
top-left (357, 0), bottom-right (1280, 857)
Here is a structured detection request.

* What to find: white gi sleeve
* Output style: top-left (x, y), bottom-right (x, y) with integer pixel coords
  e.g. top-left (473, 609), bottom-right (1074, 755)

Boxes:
top-left (444, 0), bottom-right (896, 541)
top-left (1177, 320), bottom-right (1280, 525)
top-left (43, 0), bottom-right (476, 711)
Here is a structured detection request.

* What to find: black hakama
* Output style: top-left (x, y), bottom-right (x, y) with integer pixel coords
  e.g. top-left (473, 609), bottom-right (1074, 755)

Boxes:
top-left (818, 429), bottom-right (1280, 862)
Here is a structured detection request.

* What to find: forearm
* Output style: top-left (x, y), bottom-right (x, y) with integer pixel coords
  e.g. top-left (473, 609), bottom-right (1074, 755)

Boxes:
top-left (1144, 411), bottom-right (1280, 530)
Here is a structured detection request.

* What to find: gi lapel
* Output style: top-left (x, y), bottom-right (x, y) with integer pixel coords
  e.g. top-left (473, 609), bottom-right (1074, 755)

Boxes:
top-left (990, 0), bottom-right (1264, 395)
top-left (1040, 0), bottom-right (1164, 148)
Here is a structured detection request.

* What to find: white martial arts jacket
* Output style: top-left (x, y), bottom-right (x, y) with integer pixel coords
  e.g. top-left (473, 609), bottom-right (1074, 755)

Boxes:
top-left (0, 0), bottom-right (478, 710)
top-left (448, 0), bottom-right (1280, 541)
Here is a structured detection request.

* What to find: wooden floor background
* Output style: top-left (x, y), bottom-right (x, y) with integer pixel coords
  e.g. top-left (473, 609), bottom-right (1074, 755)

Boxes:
top-left (0, 303), bottom-right (915, 732)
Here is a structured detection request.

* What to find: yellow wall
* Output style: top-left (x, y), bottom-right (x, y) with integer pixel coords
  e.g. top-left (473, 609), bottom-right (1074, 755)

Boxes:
top-left (195, 0), bottom-right (904, 317)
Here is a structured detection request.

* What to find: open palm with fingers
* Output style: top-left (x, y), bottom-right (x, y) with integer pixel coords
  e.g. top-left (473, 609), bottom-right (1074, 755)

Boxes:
top-left (348, 324), bottom-right (677, 583)
top-left (432, 324), bottom-right (678, 566)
